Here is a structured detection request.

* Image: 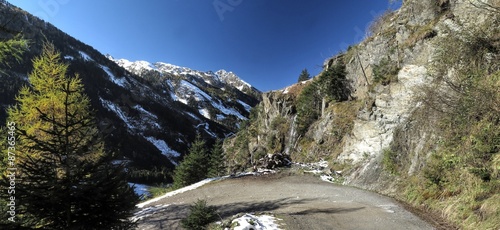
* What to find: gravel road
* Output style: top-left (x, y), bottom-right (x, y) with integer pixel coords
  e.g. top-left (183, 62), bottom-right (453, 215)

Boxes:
top-left (136, 173), bottom-right (435, 230)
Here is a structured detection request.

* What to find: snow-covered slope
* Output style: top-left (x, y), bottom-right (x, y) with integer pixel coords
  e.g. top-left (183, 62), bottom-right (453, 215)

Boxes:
top-left (109, 56), bottom-right (261, 130)
top-left (111, 56), bottom-right (258, 95)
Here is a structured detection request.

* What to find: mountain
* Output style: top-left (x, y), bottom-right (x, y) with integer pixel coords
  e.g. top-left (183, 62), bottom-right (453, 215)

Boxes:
top-left (108, 56), bottom-right (261, 130)
top-left (0, 1), bottom-right (261, 184)
top-left (112, 57), bottom-right (258, 95)
top-left (223, 0), bottom-right (499, 229)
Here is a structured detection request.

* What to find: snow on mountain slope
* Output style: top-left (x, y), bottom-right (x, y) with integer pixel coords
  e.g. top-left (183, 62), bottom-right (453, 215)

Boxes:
top-left (178, 80), bottom-right (213, 102)
top-left (109, 56), bottom-right (261, 131)
top-left (144, 136), bottom-right (181, 159)
top-left (79, 50), bottom-right (93, 61)
top-left (215, 69), bottom-right (252, 91)
top-left (99, 64), bottom-right (129, 88)
top-left (108, 56), bottom-right (259, 96)
top-left (113, 58), bottom-right (157, 75)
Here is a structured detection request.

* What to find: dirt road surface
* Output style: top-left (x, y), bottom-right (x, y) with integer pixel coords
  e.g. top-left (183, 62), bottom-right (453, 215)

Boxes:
top-left (136, 174), bottom-right (435, 230)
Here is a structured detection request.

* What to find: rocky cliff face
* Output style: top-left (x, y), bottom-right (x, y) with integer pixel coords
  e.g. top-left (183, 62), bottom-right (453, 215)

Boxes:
top-left (224, 0), bottom-right (499, 192)
top-left (337, 0), bottom-right (498, 191)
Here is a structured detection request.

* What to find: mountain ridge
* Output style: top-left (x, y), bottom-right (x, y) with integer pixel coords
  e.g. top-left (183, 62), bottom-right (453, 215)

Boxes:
top-left (108, 56), bottom-right (261, 128)
top-left (108, 55), bottom-right (258, 95)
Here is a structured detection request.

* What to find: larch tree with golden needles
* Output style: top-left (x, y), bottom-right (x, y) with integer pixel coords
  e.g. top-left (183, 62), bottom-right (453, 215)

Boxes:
top-left (0, 43), bottom-right (138, 229)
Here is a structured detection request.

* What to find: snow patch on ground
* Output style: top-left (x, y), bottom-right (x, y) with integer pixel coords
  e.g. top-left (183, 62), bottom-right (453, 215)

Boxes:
top-left (211, 100), bottom-right (247, 120)
top-left (230, 214), bottom-right (282, 230)
top-left (176, 80), bottom-right (247, 120)
top-left (131, 204), bottom-right (170, 222)
top-left (99, 98), bottom-right (133, 130)
top-left (320, 175), bottom-right (336, 183)
top-left (216, 114), bottom-right (226, 121)
top-left (180, 80), bottom-right (212, 101)
top-left (165, 80), bottom-right (178, 101)
top-left (137, 177), bottom-right (226, 208)
top-left (296, 160), bottom-right (343, 183)
top-left (186, 112), bottom-right (201, 121)
top-left (99, 65), bottom-right (129, 88)
top-left (196, 123), bottom-right (218, 138)
top-left (237, 100), bottom-right (252, 112)
top-left (78, 51), bottom-right (93, 61)
top-left (199, 108), bottom-right (210, 119)
top-left (100, 98), bottom-right (162, 131)
top-left (144, 136), bottom-right (181, 158)
top-left (282, 87), bottom-right (290, 94)
top-left (134, 105), bottom-right (158, 120)
top-left (179, 98), bottom-right (188, 105)
top-left (132, 171), bottom-right (280, 225)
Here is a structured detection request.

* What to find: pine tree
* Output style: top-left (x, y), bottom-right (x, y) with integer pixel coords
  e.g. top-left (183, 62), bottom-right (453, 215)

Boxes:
top-left (0, 34), bottom-right (27, 68)
top-left (208, 139), bottom-right (225, 177)
top-left (173, 135), bottom-right (209, 188)
top-left (295, 81), bottom-right (321, 135)
top-left (297, 68), bottom-right (311, 82)
top-left (181, 199), bottom-right (218, 230)
top-left (317, 60), bottom-right (350, 102)
top-left (0, 43), bottom-right (138, 229)
top-left (295, 61), bottom-right (350, 135)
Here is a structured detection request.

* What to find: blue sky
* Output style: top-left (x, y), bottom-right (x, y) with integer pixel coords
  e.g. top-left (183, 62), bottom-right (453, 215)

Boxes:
top-left (8, 0), bottom-right (400, 92)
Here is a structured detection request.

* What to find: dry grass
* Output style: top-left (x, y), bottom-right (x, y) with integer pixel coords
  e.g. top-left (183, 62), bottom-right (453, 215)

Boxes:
top-left (403, 18), bottom-right (439, 48)
top-left (283, 79), bottom-right (313, 98)
top-left (368, 10), bottom-right (397, 37)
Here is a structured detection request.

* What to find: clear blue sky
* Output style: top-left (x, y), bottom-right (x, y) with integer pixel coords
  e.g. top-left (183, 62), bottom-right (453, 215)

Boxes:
top-left (8, 0), bottom-right (400, 92)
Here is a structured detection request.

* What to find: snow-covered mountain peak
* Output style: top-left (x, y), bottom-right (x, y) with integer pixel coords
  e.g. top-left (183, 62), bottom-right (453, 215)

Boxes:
top-left (107, 56), bottom-right (157, 75)
top-left (108, 56), bottom-right (261, 133)
top-left (154, 62), bottom-right (196, 76)
top-left (215, 69), bottom-right (252, 91)
top-left (110, 57), bottom-right (260, 95)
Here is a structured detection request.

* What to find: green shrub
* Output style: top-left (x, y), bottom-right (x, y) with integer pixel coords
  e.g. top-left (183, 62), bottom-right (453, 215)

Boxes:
top-left (181, 199), bottom-right (218, 230)
top-left (382, 148), bottom-right (398, 174)
top-left (423, 152), bottom-right (461, 186)
top-left (372, 56), bottom-right (400, 85)
top-left (148, 184), bottom-right (173, 198)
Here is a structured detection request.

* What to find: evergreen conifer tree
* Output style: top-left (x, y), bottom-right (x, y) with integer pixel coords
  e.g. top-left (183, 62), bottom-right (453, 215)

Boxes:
top-left (173, 135), bottom-right (208, 189)
top-left (0, 34), bottom-right (27, 68)
top-left (208, 139), bottom-right (225, 177)
top-left (295, 60), bottom-right (350, 135)
top-left (0, 43), bottom-right (138, 229)
top-left (318, 61), bottom-right (350, 102)
top-left (297, 68), bottom-right (311, 82)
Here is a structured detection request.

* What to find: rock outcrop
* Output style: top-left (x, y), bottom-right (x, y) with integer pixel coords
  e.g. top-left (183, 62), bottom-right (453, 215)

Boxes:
top-left (224, 0), bottom-right (499, 192)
